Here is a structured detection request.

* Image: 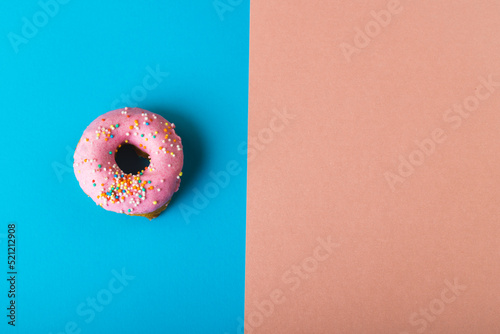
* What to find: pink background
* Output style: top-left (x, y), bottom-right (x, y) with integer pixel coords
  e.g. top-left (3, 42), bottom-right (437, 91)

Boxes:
top-left (246, 1), bottom-right (500, 333)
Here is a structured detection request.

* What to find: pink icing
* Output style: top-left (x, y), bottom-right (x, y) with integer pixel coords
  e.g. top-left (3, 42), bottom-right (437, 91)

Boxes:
top-left (73, 108), bottom-right (184, 215)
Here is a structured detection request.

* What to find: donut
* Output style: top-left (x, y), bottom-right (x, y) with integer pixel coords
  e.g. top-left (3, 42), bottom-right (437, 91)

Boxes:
top-left (73, 107), bottom-right (183, 219)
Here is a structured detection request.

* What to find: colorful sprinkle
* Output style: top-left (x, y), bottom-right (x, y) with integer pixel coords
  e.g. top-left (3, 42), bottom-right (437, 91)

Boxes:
top-left (76, 109), bottom-right (184, 216)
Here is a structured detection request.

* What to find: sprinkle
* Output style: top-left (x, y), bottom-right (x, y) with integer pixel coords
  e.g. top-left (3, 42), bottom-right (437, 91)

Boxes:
top-left (98, 164), bottom-right (102, 168)
top-left (153, 201), bottom-right (158, 205)
top-left (141, 134), bottom-right (144, 137)
top-left (179, 172), bottom-right (183, 176)
top-left (116, 124), bottom-right (119, 128)
top-left (109, 151), bottom-right (113, 155)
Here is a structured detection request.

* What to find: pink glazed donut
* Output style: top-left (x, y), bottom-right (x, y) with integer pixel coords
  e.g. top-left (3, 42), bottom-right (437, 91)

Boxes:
top-left (73, 107), bottom-right (183, 219)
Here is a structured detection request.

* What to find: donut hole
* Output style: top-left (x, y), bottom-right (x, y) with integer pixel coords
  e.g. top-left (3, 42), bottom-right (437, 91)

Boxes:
top-left (115, 144), bottom-right (150, 175)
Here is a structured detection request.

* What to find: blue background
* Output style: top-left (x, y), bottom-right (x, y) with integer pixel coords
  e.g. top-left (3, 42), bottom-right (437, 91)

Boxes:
top-left (0, 1), bottom-right (248, 333)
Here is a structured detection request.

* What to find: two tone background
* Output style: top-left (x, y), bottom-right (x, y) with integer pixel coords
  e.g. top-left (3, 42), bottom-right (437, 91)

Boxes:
top-left (2, 0), bottom-right (500, 333)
